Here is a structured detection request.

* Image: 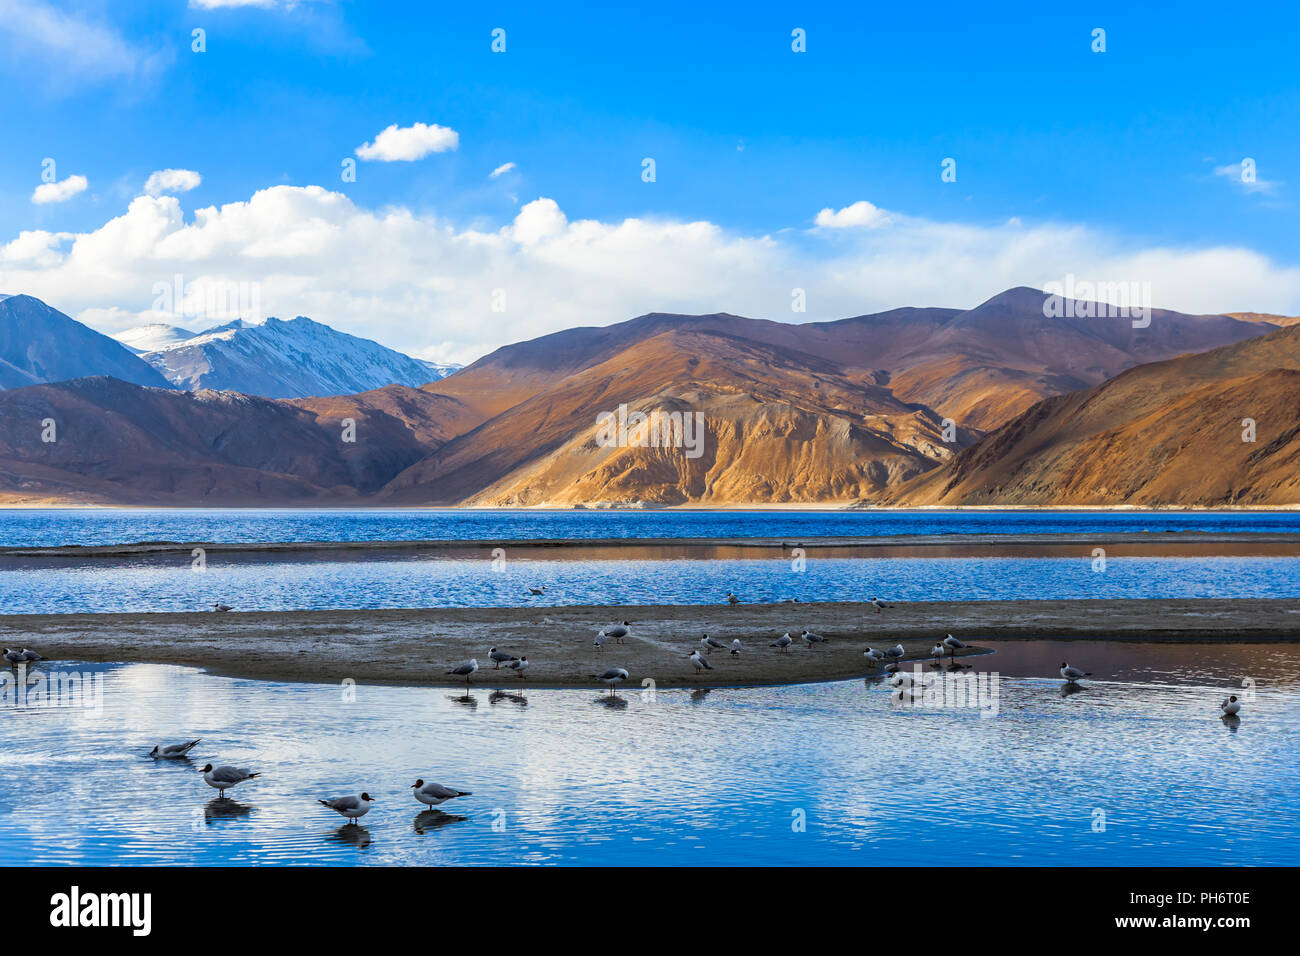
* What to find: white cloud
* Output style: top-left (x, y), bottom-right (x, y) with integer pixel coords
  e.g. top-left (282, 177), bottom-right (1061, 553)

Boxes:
top-left (490, 162), bottom-right (517, 179)
top-left (189, 0), bottom-right (286, 8)
top-left (355, 122), bottom-right (460, 162)
top-left (31, 175), bottom-right (88, 205)
top-left (814, 200), bottom-right (891, 229)
top-left (144, 169), bottom-right (203, 197)
top-left (3, 186), bottom-right (1299, 368)
top-left (1213, 162), bottom-right (1281, 196)
top-left (0, 0), bottom-right (170, 89)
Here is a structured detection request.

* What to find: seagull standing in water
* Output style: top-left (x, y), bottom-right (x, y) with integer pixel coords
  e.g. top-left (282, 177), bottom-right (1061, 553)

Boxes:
top-left (930, 643), bottom-right (945, 664)
top-left (1059, 662), bottom-right (1091, 684)
top-left (1220, 695), bottom-right (1242, 716)
top-left (700, 634), bottom-right (726, 653)
top-left (318, 793), bottom-right (374, 825)
top-left (943, 634), bottom-right (967, 658)
top-left (412, 779), bottom-right (472, 808)
top-left (200, 764), bottom-right (259, 799)
top-left (506, 656), bottom-right (529, 679)
top-left (771, 633), bottom-right (793, 652)
top-left (488, 647), bottom-right (519, 669)
top-left (594, 667), bottom-right (629, 696)
top-left (604, 622), bottom-right (630, 643)
top-left (801, 629), bottom-right (827, 648)
top-left (150, 739), bottom-right (200, 760)
top-left (446, 658), bottom-right (479, 689)
top-left (688, 650), bottom-right (713, 673)
top-left (729, 638), bottom-right (742, 657)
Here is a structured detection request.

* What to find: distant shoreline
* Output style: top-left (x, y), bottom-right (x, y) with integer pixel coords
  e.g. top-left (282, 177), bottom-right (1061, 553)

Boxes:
top-left (7, 599), bottom-right (1298, 688)
top-left (0, 502), bottom-right (1298, 512)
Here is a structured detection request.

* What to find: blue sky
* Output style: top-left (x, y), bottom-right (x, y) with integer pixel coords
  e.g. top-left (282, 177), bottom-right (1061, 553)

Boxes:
top-left (1, 1), bottom-right (1297, 362)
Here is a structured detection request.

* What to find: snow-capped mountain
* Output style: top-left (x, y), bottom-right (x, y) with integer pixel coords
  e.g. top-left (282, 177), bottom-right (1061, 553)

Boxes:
top-left (0, 294), bottom-right (174, 389)
top-left (114, 323), bottom-right (198, 354)
top-left (119, 315), bottom-right (460, 398)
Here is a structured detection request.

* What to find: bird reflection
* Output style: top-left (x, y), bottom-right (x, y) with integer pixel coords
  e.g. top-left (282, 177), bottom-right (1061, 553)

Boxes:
top-left (489, 690), bottom-right (528, 707)
top-left (204, 797), bottom-right (254, 822)
top-left (1221, 714), bottom-right (1242, 733)
top-left (1058, 681), bottom-right (1087, 698)
top-left (690, 688), bottom-right (712, 703)
top-left (414, 810), bottom-right (468, 834)
top-left (328, 823), bottom-right (372, 848)
top-left (448, 694), bottom-right (478, 709)
top-left (594, 694), bottom-right (628, 709)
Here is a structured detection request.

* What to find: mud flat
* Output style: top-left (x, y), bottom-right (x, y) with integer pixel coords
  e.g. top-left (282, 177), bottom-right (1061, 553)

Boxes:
top-left (2, 599), bottom-right (1297, 688)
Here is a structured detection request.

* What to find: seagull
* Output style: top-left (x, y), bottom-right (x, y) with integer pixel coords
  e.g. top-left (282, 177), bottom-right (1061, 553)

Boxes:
top-left (1059, 662), bottom-right (1091, 684)
top-left (2, 648), bottom-right (25, 665)
top-left (594, 630), bottom-right (608, 650)
top-left (890, 672), bottom-right (929, 689)
top-left (883, 643), bottom-right (905, 662)
top-left (318, 793), bottom-right (374, 825)
top-left (729, 638), bottom-right (742, 657)
top-left (527, 586), bottom-right (547, 595)
top-left (943, 634), bottom-right (968, 658)
top-left (801, 629), bottom-right (827, 648)
top-left (930, 643), bottom-right (945, 663)
top-left (446, 658), bottom-right (479, 688)
top-left (869, 596), bottom-right (890, 613)
top-left (505, 656), bottom-right (529, 678)
top-left (150, 739), bottom-right (200, 760)
top-left (488, 647), bottom-right (519, 669)
top-left (412, 779), bottom-right (472, 808)
top-left (688, 649), bottom-right (713, 673)
top-left (771, 633), bottom-right (793, 652)
top-left (200, 763), bottom-right (259, 798)
top-left (604, 622), bottom-right (630, 643)
top-left (701, 634), bottom-right (726, 652)
top-left (211, 603), bottom-right (232, 612)
top-left (17, 648), bottom-right (41, 663)
top-left (727, 592), bottom-right (740, 606)
top-left (882, 661), bottom-right (900, 674)
top-left (1220, 695), bottom-right (1242, 716)
top-left (594, 667), bottom-right (629, 696)
top-left (863, 646), bottom-right (884, 663)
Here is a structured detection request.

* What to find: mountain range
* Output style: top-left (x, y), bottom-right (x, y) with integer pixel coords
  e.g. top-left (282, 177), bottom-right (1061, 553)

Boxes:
top-left (0, 287), bottom-right (1291, 506)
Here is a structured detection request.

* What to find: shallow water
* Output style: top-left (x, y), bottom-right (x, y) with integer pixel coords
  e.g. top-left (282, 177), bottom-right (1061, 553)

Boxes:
top-left (4, 507), bottom-right (1300, 549)
top-left (0, 552), bottom-right (1297, 613)
top-left (1, 641), bottom-right (1296, 866)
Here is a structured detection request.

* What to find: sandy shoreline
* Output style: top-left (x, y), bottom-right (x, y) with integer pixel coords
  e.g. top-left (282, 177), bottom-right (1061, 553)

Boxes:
top-left (4, 599), bottom-right (1298, 689)
top-left (6, 530), bottom-right (1300, 560)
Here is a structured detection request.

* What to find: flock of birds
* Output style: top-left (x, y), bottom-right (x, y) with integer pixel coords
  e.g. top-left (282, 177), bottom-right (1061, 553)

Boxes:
top-left (142, 738), bottom-right (472, 826)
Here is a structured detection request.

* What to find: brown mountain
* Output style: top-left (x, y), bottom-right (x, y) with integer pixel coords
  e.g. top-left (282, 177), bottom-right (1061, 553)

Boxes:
top-left (891, 324), bottom-right (1300, 507)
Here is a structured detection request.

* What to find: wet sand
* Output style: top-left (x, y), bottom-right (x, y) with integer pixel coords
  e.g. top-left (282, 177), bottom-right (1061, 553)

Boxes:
top-left (4, 599), bottom-right (1298, 688)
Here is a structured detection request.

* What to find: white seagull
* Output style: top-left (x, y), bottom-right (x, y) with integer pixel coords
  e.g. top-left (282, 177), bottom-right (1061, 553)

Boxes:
top-left (446, 658), bottom-right (479, 688)
top-left (594, 667), bottom-right (629, 695)
top-left (488, 647), bottom-right (519, 669)
top-left (727, 592), bottom-right (740, 605)
top-left (200, 763), bottom-right (259, 798)
top-left (211, 603), bottom-right (232, 612)
top-left (1220, 695), bottom-right (1242, 716)
top-left (1, 647), bottom-right (35, 665)
top-left (688, 649), bottom-right (713, 673)
top-left (604, 622), bottom-right (630, 643)
top-left (150, 739), bottom-right (200, 760)
top-left (412, 779), bottom-right (472, 808)
top-left (527, 586), bottom-right (547, 595)
top-left (884, 643), bottom-right (905, 662)
top-left (771, 633), bottom-right (793, 652)
top-left (801, 629), bottom-right (827, 648)
top-left (318, 793), bottom-right (374, 825)
top-left (943, 634), bottom-right (968, 658)
top-left (869, 596), bottom-right (890, 613)
top-left (930, 643), bottom-right (945, 663)
top-left (729, 638), bottom-right (742, 657)
top-left (701, 634), bottom-right (726, 652)
top-left (594, 630), bottom-right (608, 650)
top-left (505, 656), bottom-right (529, 678)
top-left (1059, 662), bottom-right (1091, 684)
top-left (863, 646), bottom-right (885, 663)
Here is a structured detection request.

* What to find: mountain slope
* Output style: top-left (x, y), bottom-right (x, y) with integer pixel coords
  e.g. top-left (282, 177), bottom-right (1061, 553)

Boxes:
top-left (140, 315), bottom-right (453, 398)
top-left (891, 324), bottom-right (1300, 507)
top-left (0, 295), bottom-right (174, 390)
top-left (115, 323), bottom-right (198, 354)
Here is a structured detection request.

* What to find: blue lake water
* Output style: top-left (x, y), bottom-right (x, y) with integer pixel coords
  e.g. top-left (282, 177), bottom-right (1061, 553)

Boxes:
top-left (3, 507), bottom-right (1300, 549)
top-left (0, 552), bottom-right (1298, 613)
top-left (1, 640), bottom-right (1296, 866)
